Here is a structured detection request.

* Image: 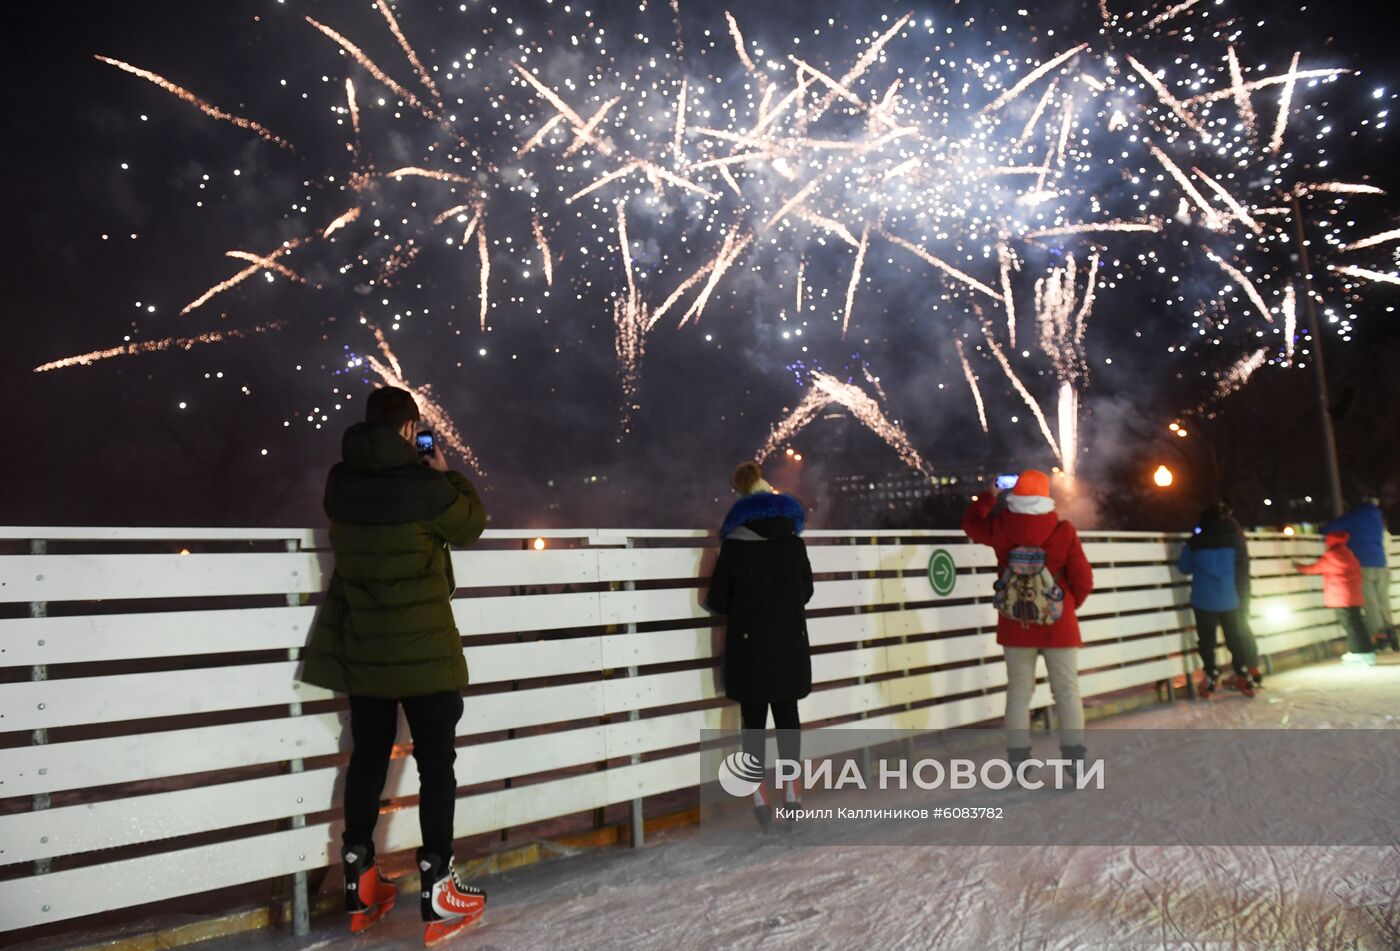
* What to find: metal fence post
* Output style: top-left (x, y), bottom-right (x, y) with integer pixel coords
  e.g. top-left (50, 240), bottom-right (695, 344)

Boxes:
top-left (625, 538), bottom-right (645, 849)
top-left (29, 539), bottom-right (50, 877)
top-left (285, 538), bottom-right (310, 937)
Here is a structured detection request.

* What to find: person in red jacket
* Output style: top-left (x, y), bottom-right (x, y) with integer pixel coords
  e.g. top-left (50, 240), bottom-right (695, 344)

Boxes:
top-left (963, 469), bottom-right (1094, 769)
top-left (1297, 530), bottom-right (1375, 665)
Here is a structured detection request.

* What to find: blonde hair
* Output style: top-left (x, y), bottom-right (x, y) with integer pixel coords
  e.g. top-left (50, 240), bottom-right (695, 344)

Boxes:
top-left (731, 461), bottom-right (764, 495)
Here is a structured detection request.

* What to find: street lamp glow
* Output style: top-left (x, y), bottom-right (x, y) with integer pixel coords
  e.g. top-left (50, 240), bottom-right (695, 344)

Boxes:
top-left (532, 537), bottom-right (546, 551)
top-left (1153, 465), bottom-right (1174, 488)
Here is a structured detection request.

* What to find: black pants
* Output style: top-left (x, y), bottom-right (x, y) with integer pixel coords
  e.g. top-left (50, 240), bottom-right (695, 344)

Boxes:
top-left (1194, 609), bottom-right (1252, 678)
top-left (1338, 606), bottom-right (1372, 654)
top-left (740, 700), bottom-right (801, 769)
top-left (1234, 595), bottom-right (1261, 669)
top-left (343, 691), bottom-right (464, 860)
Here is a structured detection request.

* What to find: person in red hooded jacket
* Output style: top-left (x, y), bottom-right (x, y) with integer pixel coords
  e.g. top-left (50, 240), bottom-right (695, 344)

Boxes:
top-left (963, 469), bottom-right (1094, 769)
top-left (1297, 530), bottom-right (1374, 665)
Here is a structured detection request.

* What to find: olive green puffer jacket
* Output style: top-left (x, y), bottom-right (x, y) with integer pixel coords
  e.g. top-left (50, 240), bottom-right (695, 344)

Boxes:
top-left (299, 423), bottom-right (486, 698)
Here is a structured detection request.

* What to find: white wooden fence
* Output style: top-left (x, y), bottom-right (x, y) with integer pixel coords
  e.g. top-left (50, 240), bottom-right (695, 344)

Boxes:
top-left (0, 526), bottom-right (1394, 938)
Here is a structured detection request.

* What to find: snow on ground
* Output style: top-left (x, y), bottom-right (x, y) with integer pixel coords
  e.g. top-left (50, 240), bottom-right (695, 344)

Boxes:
top-left (215, 657), bottom-right (1400, 950)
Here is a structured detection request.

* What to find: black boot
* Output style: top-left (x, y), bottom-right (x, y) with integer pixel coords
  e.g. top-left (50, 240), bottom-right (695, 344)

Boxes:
top-left (1007, 747), bottom-right (1037, 787)
top-left (1058, 745), bottom-right (1088, 789)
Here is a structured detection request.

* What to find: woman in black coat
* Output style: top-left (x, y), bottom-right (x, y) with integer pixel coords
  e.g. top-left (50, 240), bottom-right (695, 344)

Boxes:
top-left (705, 462), bottom-right (814, 825)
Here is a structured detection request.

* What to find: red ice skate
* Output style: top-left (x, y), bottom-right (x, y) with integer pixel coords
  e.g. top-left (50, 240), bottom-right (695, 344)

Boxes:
top-left (343, 844), bottom-right (397, 934)
top-left (419, 852), bottom-right (486, 947)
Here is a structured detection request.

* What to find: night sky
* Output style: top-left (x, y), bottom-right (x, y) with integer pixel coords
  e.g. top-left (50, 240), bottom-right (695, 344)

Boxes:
top-left (4, 0), bottom-right (1397, 530)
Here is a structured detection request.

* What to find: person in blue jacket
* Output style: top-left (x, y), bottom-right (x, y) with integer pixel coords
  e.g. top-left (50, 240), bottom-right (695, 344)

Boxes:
top-left (1322, 498), bottom-right (1398, 652)
top-left (1178, 502), bottom-right (1257, 697)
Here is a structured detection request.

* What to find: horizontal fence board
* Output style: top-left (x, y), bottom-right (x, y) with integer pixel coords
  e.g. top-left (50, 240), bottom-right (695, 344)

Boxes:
top-left (0, 607), bottom-right (317, 668)
top-left (0, 552), bottom-right (329, 604)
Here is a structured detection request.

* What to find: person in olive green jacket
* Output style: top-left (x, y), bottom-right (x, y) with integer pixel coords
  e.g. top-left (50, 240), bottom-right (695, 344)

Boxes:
top-left (299, 386), bottom-right (488, 942)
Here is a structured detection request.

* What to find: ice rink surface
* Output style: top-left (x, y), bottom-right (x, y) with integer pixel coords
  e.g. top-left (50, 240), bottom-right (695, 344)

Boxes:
top-left (215, 657), bottom-right (1400, 950)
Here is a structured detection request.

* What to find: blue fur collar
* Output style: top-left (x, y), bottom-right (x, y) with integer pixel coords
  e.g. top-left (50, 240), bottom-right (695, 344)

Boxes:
top-left (719, 492), bottom-right (806, 539)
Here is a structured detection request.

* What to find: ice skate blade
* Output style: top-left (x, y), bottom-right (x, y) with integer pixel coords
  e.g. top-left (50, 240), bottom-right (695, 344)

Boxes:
top-left (424, 910), bottom-right (484, 947)
top-left (349, 894), bottom-right (396, 934)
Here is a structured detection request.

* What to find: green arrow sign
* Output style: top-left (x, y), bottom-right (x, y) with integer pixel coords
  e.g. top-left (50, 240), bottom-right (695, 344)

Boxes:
top-left (928, 548), bottom-right (957, 597)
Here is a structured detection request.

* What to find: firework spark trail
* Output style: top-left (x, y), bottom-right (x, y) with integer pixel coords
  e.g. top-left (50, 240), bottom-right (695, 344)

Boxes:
top-left (1294, 182), bottom-right (1386, 196)
top-left (758, 372), bottom-right (931, 474)
top-left (370, 324), bottom-right (404, 379)
top-left (323, 207), bottom-right (362, 238)
top-left (1054, 95), bottom-right (1076, 168)
top-left (1282, 284), bottom-right (1297, 365)
top-left (796, 208), bottom-right (860, 247)
top-left (477, 224), bottom-right (491, 330)
top-left (1017, 80), bottom-right (1059, 145)
top-left (1214, 347), bottom-right (1269, 400)
top-left (34, 323), bottom-right (285, 372)
top-left (224, 250), bottom-right (307, 285)
top-left (1205, 248), bottom-right (1274, 323)
top-left (982, 44), bottom-right (1088, 115)
top-left (679, 226), bottom-right (753, 326)
top-left (1144, 0), bottom-right (1201, 32)
top-left (1148, 143), bottom-right (1223, 229)
top-left (365, 337), bottom-right (484, 475)
top-left (511, 62), bottom-right (615, 156)
top-left (344, 78), bottom-right (362, 155)
top-left (766, 173), bottom-right (829, 228)
top-left (533, 214), bottom-right (554, 286)
top-left (432, 202), bottom-right (479, 226)
top-left (1332, 265), bottom-right (1400, 286)
top-left (516, 113), bottom-right (566, 157)
top-left (796, 258), bottom-right (805, 313)
top-left (1187, 66), bottom-right (1349, 105)
top-left (726, 11), bottom-right (757, 74)
top-left (998, 244), bottom-right (1018, 348)
top-left (386, 166), bottom-right (476, 185)
top-left (1074, 253), bottom-right (1099, 352)
top-left (841, 225), bottom-right (870, 339)
top-left (862, 365), bottom-right (889, 404)
top-left (790, 58), bottom-right (904, 132)
top-left (1226, 46), bottom-right (1258, 144)
top-left (637, 159), bottom-right (720, 199)
top-left (757, 389), bottom-right (827, 461)
top-left (1057, 382), bottom-right (1079, 478)
top-left (883, 232), bottom-right (1004, 302)
top-left (954, 338), bottom-right (989, 433)
top-left (562, 97), bottom-right (622, 159)
top-left (799, 14), bottom-right (912, 131)
top-left (647, 257), bottom-right (718, 330)
top-left (1269, 52), bottom-right (1301, 153)
top-left (673, 78), bottom-right (688, 162)
top-left (981, 324), bottom-right (1063, 462)
top-left (612, 202), bottom-right (648, 421)
top-left (1023, 219), bottom-right (1162, 239)
top-left (1340, 228), bottom-right (1400, 252)
top-left (1128, 56), bottom-right (1211, 141)
top-left (1191, 166), bottom-right (1263, 233)
top-left (567, 162), bottom-right (639, 203)
top-left (95, 56), bottom-right (293, 150)
top-left (305, 17), bottom-right (434, 121)
top-left (181, 238), bottom-right (309, 315)
top-left (373, 0), bottom-right (443, 109)
top-left (716, 162), bottom-right (744, 197)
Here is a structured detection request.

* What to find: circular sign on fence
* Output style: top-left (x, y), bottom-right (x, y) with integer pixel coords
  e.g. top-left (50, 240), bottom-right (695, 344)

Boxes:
top-left (927, 548), bottom-right (957, 596)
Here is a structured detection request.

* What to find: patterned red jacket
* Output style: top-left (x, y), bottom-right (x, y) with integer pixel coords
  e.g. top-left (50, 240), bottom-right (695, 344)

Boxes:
top-left (1297, 531), bottom-right (1364, 608)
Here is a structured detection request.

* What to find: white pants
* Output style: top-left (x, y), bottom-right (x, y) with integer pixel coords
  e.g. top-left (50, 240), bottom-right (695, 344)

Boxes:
top-left (1004, 646), bottom-right (1084, 749)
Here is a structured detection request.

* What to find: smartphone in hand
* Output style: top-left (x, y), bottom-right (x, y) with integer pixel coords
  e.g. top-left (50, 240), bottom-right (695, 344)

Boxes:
top-left (416, 430), bottom-right (435, 456)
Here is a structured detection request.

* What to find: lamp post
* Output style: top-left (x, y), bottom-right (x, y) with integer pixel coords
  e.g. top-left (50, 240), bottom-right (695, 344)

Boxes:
top-left (1290, 194), bottom-right (1346, 518)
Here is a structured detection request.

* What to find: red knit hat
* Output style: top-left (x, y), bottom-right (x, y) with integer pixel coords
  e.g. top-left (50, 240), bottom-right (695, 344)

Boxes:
top-left (1012, 469), bottom-right (1050, 497)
